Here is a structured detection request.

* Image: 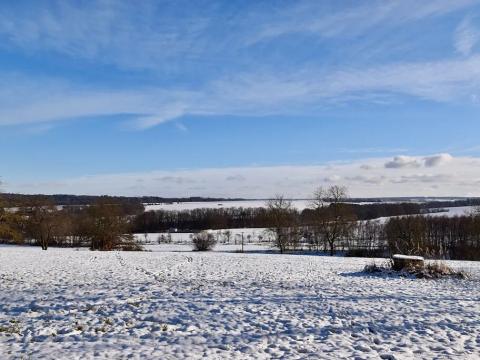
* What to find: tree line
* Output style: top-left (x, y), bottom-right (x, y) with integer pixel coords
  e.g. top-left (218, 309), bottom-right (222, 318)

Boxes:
top-left (0, 198), bottom-right (142, 251)
top-left (2, 186), bottom-right (480, 260)
top-left (132, 199), bottom-right (421, 233)
top-left (263, 187), bottom-right (480, 260)
top-left (0, 193), bottom-right (243, 207)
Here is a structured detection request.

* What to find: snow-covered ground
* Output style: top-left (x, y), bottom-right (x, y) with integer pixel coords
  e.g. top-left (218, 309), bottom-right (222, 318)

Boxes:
top-left (134, 228), bottom-right (273, 245)
top-left (427, 206), bottom-right (477, 217)
top-left (0, 245), bottom-right (479, 359)
top-left (144, 200), bottom-right (312, 211)
top-left (144, 200), bottom-right (478, 213)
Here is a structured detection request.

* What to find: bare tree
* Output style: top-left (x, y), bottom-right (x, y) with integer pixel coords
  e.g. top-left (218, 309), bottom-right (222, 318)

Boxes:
top-left (86, 201), bottom-right (140, 251)
top-left (266, 195), bottom-right (297, 253)
top-left (23, 200), bottom-right (59, 250)
top-left (310, 185), bottom-right (356, 255)
top-left (223, 230), bottom-right (231, 244)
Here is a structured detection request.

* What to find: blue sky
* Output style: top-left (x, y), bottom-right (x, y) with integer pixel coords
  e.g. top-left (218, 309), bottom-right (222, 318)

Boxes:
top-left (1, 0), bottom-right (480, 197)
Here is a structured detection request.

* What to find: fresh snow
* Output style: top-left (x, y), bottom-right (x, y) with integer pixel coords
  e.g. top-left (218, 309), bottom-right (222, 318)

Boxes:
top-left (427, 206), bottom-right (476, 217)
top-left (0, 245), bottom-right (479, 359)
top-left (134, 228), bottom-right (273, 245)
top-left (144, 200), bottom-right (312, 211)
top-left (392, 254), bottom-right (425, 261)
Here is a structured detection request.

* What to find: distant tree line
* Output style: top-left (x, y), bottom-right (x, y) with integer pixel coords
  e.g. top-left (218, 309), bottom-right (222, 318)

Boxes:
top-left (0, 193), bottom-right (243, 207)
top-left (132, 201), bottom-right (422, 233)
top-left (4, 192), bottom-right (477, 209)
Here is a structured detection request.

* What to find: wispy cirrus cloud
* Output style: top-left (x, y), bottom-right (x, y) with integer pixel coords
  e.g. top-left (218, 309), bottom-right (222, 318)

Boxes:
top-left (249, 0), bottom-right (477, 44)
top-left (2, 54), bottom-right (480, 129)
top-left (0, 1), bottom-right (480, 130)
top-left (0, 1), bottom-right (215, 72)
top-left (454, 16), bottom-right (480, 56)
top-left (0, 0), bottom-right (476, 71)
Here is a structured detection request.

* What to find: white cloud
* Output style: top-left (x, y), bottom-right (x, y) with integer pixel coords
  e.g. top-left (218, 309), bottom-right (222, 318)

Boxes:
top-left (225, 175), bottom-right (246, 182)
top-left (454, 16), bottom-right (480, 56)
top-left (385, 154), bottom-right (453, 169)
top-left (5, 154), bottom-right (480, 198)
top-left (424, 153), bottom-right (453, 167)
top-left (385, 156), bottom-right (422, 169)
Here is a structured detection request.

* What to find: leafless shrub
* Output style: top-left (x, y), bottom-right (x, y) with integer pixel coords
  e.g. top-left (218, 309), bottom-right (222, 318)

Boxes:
top-left (192, 231), bottom-right (217, 251)
top-left (418, 262), bottom-right (470, 279)
top-left (363, 260), bottom-right (393, 274)
top-left (363, 259), bottom-right (469, 279)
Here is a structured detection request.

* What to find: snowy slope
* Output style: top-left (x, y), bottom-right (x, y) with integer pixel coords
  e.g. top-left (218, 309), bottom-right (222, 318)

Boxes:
top-left (0, 245), bottom-right (479, 359)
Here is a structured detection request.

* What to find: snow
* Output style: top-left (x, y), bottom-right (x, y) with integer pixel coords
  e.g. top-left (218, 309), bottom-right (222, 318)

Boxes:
top-left (0, 245), bottom-right (479, 359)
top-left (144, 200), bottom-right (312, 211)
top-left (427, 206), bottom-right (476, 217)
top-left (134, 228), bottom-right (273, 245)
top-left (392, 254), bottom-right (425, 261)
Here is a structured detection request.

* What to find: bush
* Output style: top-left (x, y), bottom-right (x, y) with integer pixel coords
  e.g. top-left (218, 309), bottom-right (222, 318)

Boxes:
top-left (192, 231), bottom-right (217, 251)
top-left (363, 259), bottom-right (469, 279)
top-left (417, 262), bottom-right (469, 279)
top-left (363, 260), bottom-right (392, 273)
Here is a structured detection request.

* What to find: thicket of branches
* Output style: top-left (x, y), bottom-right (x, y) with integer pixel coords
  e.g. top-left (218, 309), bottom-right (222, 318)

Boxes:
top-left (384, 215), bottom-right (480, 260)
top-left (191, 231), bottom-right (217, 251)
top-left (263, 213), bottom-right (480, 261)
top-left (0, 196), bottom-right (142, 251)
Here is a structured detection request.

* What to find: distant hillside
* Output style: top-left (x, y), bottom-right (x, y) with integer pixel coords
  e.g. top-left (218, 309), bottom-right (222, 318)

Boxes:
top-left (1, 193), bottom-right (479, 209)
top-left (0, 193), bottom-right (245, 207)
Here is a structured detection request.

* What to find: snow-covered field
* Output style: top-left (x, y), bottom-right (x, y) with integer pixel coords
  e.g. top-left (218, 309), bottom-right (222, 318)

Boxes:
top-left (144, 201), bottom-right (477, 221)
top-left (144, 200), bottom-right (312, 211)
top-left (427, 206), bottom-right (476, 217)
top-left (1, 245), bottom-right (479, 359)
top-left (135, 228), bottom-right (273, 245)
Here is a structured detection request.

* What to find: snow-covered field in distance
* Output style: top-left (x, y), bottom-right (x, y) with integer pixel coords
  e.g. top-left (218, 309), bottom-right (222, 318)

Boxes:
top-left (144, 199), bottom-right (311, 211)
top-left (144, 200), bottom-right (478, 216)
top-left (373, 206), bottom-right (477, 224)
top-left (134, 228), bottom-right (273, 245)
top-left (427, 206), bottom-right (477, 217)
top-left (142, 200), bottom-right (394, 211)
top-left (0, 245), bottom-right (479, 359)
